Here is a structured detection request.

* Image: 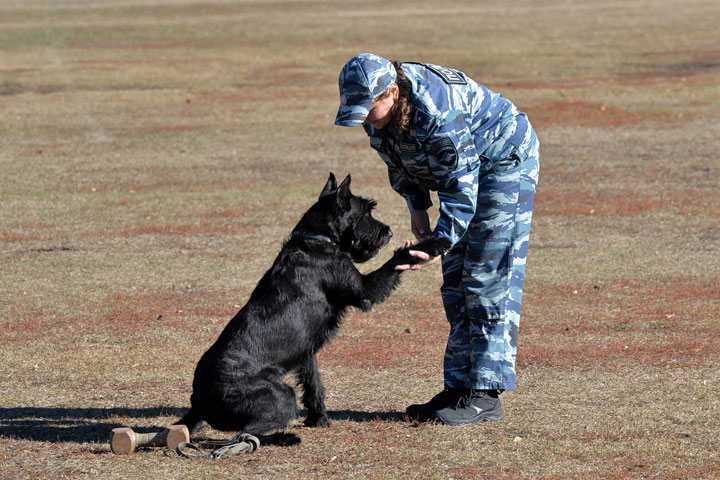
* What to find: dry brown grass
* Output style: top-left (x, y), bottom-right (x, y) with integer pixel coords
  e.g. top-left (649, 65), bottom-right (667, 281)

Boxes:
top-left (1, 0), bottom-right (719, 478)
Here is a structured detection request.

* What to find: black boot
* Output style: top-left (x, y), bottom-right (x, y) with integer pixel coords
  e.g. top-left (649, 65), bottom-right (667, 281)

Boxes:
top-left (430, 389), bottom-right (503, 425)
top-left (406, 386), bottom-right (462, 422)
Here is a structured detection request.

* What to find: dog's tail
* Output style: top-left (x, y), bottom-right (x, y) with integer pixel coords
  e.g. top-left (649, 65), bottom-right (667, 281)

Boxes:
top-left (175, 408), bottom-right (203, 434)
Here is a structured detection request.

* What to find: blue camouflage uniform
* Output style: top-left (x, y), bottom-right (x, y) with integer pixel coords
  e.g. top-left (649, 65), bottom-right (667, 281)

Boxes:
top-left (335, 54), bottom-right (540, 391)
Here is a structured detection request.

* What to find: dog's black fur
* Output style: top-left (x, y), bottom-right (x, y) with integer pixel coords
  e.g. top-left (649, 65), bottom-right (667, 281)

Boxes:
top-left (176, 173), bottom-right (449, 442)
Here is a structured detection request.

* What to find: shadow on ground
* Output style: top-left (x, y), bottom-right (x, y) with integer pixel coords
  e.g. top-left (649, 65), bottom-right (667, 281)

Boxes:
top-left (327, 410), bottom-right (405, 422)
top-left (0, 407), bottom-right (406, 444)
top-left (0, 406), bottom-right (186, 443)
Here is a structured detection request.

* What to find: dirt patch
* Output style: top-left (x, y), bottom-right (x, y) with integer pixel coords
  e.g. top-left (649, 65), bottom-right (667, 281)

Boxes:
top-left (105, 40), bottom-right (220, 50)
top-left (319, 327), bottom-right (446, 370)
top-left (0, 231), bottom-right (39, 243)
top-left (499, 51), bottom-right (720, 92)
top-left (251, 62), bottom-right (325, 85)
top-left (189, 208), bottom-right (252, 219)
top-left (521, 336), bottom-right (720, 372)
top-left (535, 188), bottom-right (719, 217)
top-left (663, 461), bottom-right (720, 480)
top-left (524, 100), bottom-right (687, 129)
top-left (106, 222), bottom-right (239, 238)
top-left (618, 68), bottom-right (718, 86)
top-left (0, 288), bottom-right (238, 344)
top-left (0, 311), bottom-right (61, 343)
top-left (148, 125), bottom-right (204, 133)
top-left (621, 50), bottom-right (720, 84)
top-left (520, 278), bottom-right (720, 369)
top-left (535, 189), bottom-right (670, 216)
top-left (319, 297), bottom-right (447, 369)
top-left (0, 223), bottom-right (58, 244)
top-left (198, 78), bottom-right (327, 106)
top-left (502, 70), bottom-right (717, 92)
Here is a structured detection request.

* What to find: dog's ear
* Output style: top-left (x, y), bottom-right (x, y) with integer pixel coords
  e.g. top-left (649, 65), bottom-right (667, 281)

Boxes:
top-left (319, 172), bottom-right (337, 198)
top-left (336, 174), bottom-right (352, 210)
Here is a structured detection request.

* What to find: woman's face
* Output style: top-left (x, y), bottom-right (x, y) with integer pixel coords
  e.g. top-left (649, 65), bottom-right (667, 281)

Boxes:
top-left (363, 83), bottom-right (398, 130)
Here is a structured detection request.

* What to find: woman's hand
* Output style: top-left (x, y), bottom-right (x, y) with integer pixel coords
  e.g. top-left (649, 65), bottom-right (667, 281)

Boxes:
top-left (394, 240), bottom-right (443, 271)
top-left (410, 209), bottom-right (431, 241)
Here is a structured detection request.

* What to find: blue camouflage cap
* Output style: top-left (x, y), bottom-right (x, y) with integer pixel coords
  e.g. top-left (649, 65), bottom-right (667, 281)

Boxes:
top-left (334, 53), bottom-right (397, 127)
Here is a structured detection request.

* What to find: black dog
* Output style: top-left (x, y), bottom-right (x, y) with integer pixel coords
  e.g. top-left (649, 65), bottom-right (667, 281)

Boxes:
top-left (177, 173), bottom-right (449, 442)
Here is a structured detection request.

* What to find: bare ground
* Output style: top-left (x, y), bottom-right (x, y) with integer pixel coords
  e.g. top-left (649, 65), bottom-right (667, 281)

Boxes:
top-left (1, 0), bottom-right (719, 478)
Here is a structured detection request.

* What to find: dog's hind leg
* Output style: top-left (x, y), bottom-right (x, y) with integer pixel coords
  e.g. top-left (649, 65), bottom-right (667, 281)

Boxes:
top-left (297, 354), bottom-right (330, 427)
top-left (240, 374), bottom-right (299, 436)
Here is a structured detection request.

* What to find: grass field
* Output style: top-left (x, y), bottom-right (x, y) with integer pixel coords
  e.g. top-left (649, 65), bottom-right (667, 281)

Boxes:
top-left (1, 0), bottom-right (719, 478)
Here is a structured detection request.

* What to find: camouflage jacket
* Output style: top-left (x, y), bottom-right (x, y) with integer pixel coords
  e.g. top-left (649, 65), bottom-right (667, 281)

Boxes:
top-left (363, 62), bottom-right (532, 246)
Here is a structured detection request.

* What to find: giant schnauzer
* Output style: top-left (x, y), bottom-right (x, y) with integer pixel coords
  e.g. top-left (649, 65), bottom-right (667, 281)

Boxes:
top-left (177, 173), bottom-right (449, 442)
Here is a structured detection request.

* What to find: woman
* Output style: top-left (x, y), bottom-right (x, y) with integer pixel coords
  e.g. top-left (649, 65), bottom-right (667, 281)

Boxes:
top-left (334, 53), bottom-right (540, 425)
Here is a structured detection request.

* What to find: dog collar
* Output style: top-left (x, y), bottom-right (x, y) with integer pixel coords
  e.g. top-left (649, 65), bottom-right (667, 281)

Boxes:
top-left (291, 231), bottom-right (335, 245)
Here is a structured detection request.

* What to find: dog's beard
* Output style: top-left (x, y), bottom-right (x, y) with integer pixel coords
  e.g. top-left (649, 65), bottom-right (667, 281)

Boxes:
top-left (349, 223), bottom-right (392, 263)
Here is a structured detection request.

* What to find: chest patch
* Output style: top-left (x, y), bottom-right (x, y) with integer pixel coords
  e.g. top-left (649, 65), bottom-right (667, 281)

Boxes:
top-left (398, 141), bottom-right (418, 153)
top-left (424, 63), bottom-right (467, 85)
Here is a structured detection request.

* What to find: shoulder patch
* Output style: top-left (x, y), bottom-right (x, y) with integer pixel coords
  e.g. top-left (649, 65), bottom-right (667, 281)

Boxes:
top-left (430, 137), bottom-right (458, 169)
top-left (424, 63), bottom-right (467, 85)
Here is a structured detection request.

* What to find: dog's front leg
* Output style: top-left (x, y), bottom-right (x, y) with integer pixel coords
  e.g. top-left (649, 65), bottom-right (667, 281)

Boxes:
top-left (297, 354), bottom-right (331, 427)
top-left (357, 265), bottom-right (403, 309)
top-left (355, 237), bottom-right (453, 309)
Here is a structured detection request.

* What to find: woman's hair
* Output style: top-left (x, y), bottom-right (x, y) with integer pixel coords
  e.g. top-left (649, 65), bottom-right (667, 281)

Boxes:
top-left (374, 60), bottom-right (413, 133)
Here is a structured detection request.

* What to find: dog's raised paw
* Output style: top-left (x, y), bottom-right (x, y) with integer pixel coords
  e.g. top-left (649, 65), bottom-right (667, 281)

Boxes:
top-left (391, 246), bottom-right (422, 266)
top-left (412, 237), bottom-right (451, 258)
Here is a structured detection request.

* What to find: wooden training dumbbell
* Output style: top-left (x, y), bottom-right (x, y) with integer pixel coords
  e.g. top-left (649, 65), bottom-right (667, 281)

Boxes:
top-left (110, 424), bottom-right (190, 454)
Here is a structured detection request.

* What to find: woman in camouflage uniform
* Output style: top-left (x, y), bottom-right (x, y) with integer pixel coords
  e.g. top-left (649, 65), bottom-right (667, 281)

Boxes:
top-left (335, 53), bottom-right (540, 425)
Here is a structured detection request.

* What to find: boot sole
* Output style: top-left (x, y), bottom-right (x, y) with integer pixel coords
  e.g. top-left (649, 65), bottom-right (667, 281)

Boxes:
top-left (430, 412), bottom-right (504, 425)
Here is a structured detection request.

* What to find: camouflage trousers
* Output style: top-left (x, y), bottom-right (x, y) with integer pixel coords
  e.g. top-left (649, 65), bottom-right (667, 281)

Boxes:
top-left (440, 129), bottom-right (540, 391)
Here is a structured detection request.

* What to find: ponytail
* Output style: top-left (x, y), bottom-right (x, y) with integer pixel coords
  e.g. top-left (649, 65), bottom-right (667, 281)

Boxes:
top-left (390, 61), bottom-right (413, 133)
top-left (372, 61), bottom-right (413, 133)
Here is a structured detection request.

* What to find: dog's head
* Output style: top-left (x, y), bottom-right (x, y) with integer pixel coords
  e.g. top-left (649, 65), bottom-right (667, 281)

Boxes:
top-left (312, 172), bottom-right (393, 263)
